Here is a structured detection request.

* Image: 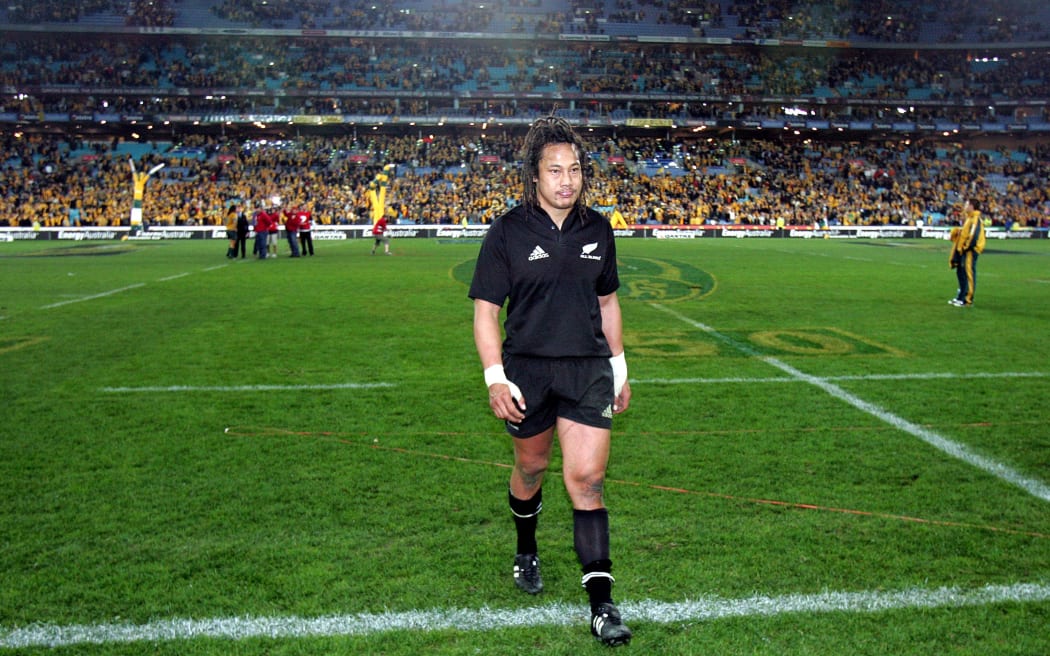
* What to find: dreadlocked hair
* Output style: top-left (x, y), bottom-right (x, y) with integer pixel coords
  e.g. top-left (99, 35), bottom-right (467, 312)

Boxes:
top-left (520, 114), bottom-right (591, 222)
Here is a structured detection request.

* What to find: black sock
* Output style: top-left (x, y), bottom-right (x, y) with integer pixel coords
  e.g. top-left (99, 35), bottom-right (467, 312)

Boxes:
top-left (574, 508), bottom-right (614, 611)
top-left (573, 508), bottom-right (610, 566)
top-left (509, 488), bottom-right (542, 555)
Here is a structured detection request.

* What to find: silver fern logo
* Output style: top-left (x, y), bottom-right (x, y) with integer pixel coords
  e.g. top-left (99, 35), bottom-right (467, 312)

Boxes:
top-left (580, 242), bottom-right (602, 261)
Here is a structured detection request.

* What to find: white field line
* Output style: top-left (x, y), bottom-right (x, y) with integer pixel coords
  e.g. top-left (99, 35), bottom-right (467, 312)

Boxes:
top-left (100, 383), bottom-right (395, 393)
top-left (1, 581), bottom-right (1046, 649)
top-left (157, 272), bottom-right (191, 282)
top-left (38, 266), bottom-right (225, 307)
top-left (635, 371), bottom-right (1048, 385)
top-left (39, 283), bottom-right (146, 309)
top-left (652, 304), bottom-right (1050, 503)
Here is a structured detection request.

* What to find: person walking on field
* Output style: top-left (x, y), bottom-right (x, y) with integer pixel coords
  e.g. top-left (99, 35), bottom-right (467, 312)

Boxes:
top-left (469, 115), bottom-right (633, 647)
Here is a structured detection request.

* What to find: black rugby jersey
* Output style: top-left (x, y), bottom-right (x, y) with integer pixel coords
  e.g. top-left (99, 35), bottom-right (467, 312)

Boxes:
top-left (469, 204), bottom-right (620, 358)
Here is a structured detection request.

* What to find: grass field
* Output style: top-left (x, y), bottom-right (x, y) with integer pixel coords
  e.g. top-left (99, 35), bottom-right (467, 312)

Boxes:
top-left (1, 235), bottom-right (1048, 655)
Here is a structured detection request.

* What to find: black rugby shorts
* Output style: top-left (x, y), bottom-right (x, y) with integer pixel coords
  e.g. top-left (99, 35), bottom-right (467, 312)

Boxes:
top-left (502, 354), bottom-right (614, 438)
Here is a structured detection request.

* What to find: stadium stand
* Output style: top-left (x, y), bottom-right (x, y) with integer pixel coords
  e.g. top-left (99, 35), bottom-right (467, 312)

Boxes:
top-left (0, 1), bottom-right (1047, 229)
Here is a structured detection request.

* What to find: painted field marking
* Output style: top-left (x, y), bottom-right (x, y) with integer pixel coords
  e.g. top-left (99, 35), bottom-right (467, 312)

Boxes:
top-left (634, 371), bottom-right (1048, 385)
top-left (0, 336), bottom-right (49, 355)
top-left (1, 581), bottom-right (1046, 649)
top-left (39, 283), bottom-right (145, 309)
top-left (652, 304), bottom-right (1050, 503)
top-left (36, 265), bottom-right (230, 309)
top-left (158, 272), bottom-right (191, 281)
top-left (100, 382), bottom-right (395, 393)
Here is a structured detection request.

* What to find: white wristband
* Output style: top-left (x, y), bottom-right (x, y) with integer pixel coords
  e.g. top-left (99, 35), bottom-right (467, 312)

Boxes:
top-left (484, 364), bottom-right (508, 387)
top-left (484, 364), bottom-right (522, 401)
top-left (610, 352), bottom-right (627, 397)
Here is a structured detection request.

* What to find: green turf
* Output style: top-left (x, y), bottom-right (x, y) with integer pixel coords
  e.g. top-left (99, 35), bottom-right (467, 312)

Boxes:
top-left (0, 236), bottom-right (1047, 654)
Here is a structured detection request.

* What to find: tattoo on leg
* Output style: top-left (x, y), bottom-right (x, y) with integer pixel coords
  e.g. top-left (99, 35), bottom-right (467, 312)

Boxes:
top-left (579, 477), bottom-right (605, 506)
top-left (518, 468), bottom-right (544, 490)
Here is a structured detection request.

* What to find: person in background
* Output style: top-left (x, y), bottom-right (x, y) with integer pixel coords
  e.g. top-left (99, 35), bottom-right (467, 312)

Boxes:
top-left (267, 197), bottom-right (281, 258)
top-left (225, 204), bottom-right (239, 259)
top-left (468, 115), bottom-right (633, 647)
top-left (371, 213), bottom-right (391, 255)
top-left (368, 164), bottom-right (395, 225)
top-left (128, 157), bottom-right (165, 234)
top-left (253, 203), bottom-right (274, 259)
top-left (949, 199), bottom-right (986, 307)
top-left (67, 199), bottom-right (82, 226)
top-left (235, 205), bottom-right (250, 259)
top-left (297, 204), bottom-right (314, 256)
top-left (282, 206), bottom-right (301, 257)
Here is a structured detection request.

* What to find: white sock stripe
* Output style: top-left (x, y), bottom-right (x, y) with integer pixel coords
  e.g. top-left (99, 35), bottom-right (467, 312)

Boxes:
top-left (510, 502), bottom-right (542, 518)
top-left (581, 571), bottom-right (615, 586)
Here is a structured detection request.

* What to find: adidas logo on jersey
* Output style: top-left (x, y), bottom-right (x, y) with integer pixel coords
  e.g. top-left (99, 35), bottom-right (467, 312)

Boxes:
top-left (528, 245), bottom-right (549, 261)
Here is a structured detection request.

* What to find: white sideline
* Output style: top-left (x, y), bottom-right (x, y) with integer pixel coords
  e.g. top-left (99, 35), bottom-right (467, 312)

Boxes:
top-left (100, 383), bottom-right (395, 393)
top-left (1, 582), bottom-right (1046, 649)
top-left (39, 266), bottom-right (223, 308)
top-left (39, 283), bottom-right (146, 309)
top-left (652, 304), bottom-right (1050, 503)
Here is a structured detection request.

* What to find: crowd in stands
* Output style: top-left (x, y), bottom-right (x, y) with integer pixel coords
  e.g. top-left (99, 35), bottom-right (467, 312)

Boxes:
top-left (5, 0), bottom-right (1048, 43)
top-left (1, 34), bottom-right (1048, 126)
top-left (0, 3), bottom-right (1046, 233)
top-left (4, 0), bottom-right (176, 27)
top-left (2, 132), bottom-right (1046, 231)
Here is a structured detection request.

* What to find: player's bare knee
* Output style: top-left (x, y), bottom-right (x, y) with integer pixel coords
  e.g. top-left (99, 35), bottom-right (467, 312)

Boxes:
top-left (566, 475), bottom-right (605, 508)
top-left (515, 462), bottom-right (548, 488)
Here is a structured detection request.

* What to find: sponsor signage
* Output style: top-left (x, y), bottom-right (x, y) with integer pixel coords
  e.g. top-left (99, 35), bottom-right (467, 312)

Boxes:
top-left (3, 226), bottom-right (1045, 241)
top-left (626, 118), bottom-right (673, 127)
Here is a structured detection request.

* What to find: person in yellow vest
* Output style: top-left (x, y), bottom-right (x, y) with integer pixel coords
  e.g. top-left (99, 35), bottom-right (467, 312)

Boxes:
top-left (949, 199), bottom-right (986, 307)
top-left (128, 158), bottom-right (165, 233)
top-left (224, 203), bottom-right (238, 259)
top-left (368, 164), bottom-right (396, 225)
